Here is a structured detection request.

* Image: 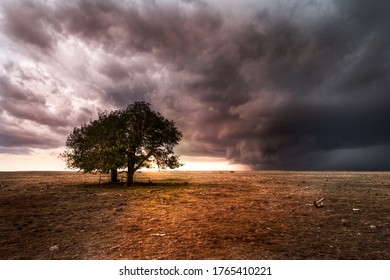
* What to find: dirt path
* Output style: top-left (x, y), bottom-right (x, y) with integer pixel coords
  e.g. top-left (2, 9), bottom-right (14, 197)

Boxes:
top-left (0, 171), bottom-right (389, 259)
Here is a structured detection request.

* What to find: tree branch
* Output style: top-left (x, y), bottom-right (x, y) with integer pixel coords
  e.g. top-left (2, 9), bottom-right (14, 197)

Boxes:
top-left (134, 150), bottom-right (154, 171)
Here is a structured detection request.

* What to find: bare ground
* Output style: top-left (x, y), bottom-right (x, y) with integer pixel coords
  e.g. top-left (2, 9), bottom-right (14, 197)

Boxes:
top-left (0, 171), bottom-right (389, 260)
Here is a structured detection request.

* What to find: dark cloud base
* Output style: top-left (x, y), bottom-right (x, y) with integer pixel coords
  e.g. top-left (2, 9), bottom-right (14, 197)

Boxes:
top-left (1, 0), bottom-right (389, 170)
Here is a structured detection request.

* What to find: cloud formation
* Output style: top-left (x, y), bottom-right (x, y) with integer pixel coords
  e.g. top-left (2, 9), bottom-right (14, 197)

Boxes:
top-left (1, 0), bottom-right (389, 170)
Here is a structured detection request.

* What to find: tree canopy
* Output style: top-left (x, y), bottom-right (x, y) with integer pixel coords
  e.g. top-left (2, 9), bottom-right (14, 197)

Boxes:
top-left (61, 101), bottom-right (183, 186)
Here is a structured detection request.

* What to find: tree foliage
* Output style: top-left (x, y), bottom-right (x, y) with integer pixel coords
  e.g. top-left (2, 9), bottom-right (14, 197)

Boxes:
top-left (61, 102), bottom-right (183, 185)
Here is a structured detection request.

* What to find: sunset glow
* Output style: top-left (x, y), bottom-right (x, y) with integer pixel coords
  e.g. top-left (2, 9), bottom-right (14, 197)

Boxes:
top-left (0, 153), bottom-right (249, 172)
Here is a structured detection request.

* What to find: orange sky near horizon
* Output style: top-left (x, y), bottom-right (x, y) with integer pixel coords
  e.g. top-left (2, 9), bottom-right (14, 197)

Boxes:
top-left (0, 152), bottom-right (249, 172)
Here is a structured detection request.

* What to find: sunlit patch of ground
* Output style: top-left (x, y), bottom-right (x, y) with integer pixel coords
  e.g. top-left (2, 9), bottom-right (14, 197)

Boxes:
top-left (0, 171), bottom-right (389, 259)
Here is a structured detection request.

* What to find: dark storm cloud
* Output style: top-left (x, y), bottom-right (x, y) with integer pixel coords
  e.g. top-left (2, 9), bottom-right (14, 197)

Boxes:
top-left (0, 76), bottom-right (46, 104)
top-left (0, 72), bottom-right (96, 151)
top-left (0, 127), bottom-right (63, 149)
top-left (0, 76), bottom-right (71, 127)
top-left (55, 0), bottom-right (221, 60)
top-left (103, 84), bottom-right (154, 108)
top-left (2, 1), bottom-right (60, 50)
top-left (99, 60), bottom-right (130, 82)
top-left (176, 0), bottom-right (390, 170)
top-left (1, 0), bottom-right (389, 170)
top-left (0, 146), bottom-right (32, 155)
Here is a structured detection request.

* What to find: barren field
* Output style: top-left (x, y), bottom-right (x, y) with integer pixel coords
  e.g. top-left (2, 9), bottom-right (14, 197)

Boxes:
top-left (0, 171), bottom-right (389, 260)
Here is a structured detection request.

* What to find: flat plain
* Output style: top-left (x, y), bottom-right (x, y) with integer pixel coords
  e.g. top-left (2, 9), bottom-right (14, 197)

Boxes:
top-left (0, 171), bottom-right (389, 259)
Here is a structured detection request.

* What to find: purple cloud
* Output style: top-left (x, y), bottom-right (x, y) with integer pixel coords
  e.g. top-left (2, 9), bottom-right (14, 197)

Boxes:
top-left (0, 0), bottom-right (389, 170)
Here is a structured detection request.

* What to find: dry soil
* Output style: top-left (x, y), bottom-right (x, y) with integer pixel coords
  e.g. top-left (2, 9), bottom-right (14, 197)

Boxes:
top-left (0, 171), bottom-right (389, 259)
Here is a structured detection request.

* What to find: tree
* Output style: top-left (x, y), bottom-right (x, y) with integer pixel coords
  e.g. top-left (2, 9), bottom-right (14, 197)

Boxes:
top-left (61, 101), bottom-right (183, 186)
top-left (61, 109), bottom-right (127, 183)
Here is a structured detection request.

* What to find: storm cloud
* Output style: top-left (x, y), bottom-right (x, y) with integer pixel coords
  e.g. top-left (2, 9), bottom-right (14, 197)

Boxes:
top-left (0, 0), bottom-right (389, 170)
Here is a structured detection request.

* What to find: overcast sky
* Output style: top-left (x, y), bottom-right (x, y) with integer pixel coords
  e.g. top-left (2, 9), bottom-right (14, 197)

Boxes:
top-left (1, 0), bottom-right (389, 171)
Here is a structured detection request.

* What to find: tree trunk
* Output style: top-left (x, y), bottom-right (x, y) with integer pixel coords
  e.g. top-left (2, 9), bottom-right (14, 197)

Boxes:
top-left (110, 168), bottom-right (118, 183)
top-left (127, 153), bottom-right (136, 186)
top-left (127, 168), bottom-right (135, 186)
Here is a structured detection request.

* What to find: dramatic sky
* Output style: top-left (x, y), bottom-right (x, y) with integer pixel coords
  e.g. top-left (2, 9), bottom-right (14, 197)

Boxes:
top-left (1, 0), bottom-right (389, 171)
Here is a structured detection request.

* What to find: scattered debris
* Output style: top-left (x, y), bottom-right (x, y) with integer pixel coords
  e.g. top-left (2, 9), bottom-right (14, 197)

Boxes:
top-left (97, 192), bottom-right (123, 197)
top-left (49, 245), bottom-right (59, 252)
top-left (314, 197), bottom-right (325, 208)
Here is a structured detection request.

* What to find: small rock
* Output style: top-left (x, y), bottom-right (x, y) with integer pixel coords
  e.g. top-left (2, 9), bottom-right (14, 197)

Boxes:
top-left (352, 208), bottom-right (360, 212)
top-left (49, 245), bottom-right (59, 252)
top-left (369, 225), bottom-right (377, 230)
top-left (150, 233), bottom-right (166, 237)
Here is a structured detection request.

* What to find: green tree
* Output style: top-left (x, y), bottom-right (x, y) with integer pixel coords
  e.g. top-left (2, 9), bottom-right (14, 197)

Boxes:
top-left (61, 102), bottom-right (183, 186)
